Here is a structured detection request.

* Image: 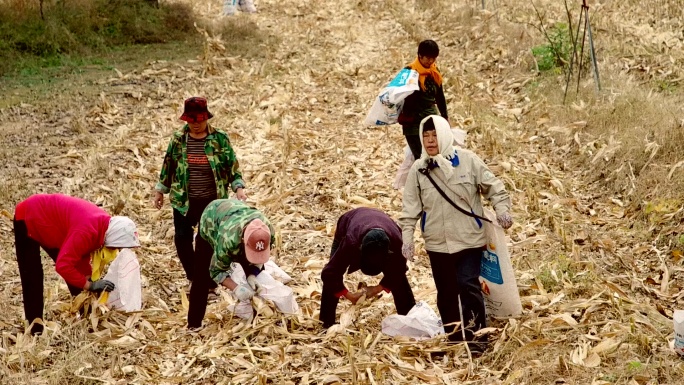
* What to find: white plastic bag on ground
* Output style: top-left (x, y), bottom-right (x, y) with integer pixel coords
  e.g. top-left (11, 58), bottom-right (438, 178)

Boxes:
top-left (103, 248), bottom-right (142, 312)
top-left (229, 262), bottom-right (299, 315)
top-left (228, 300), bottom-right (254, 321)
top-left (264, 260), bottom-right (292, 283)
top-left (674, 310), bottom-right (684, 356)
top-left (480, 209), bottom-right (523, 318)
top-left (393, 128), bottom-right (468, 190)
top-left (364, 69), bottom-right (419, 126)
top-left (255, 271), bottom-right (299, 314)
top-left (381, 301), bottom-right (444, 340)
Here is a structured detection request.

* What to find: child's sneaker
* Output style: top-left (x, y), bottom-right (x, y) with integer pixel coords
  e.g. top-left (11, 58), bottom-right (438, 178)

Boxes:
top-left (223, 0), bottom-right (237, 15)
top-left (238, 0), bottom-right (257, 13)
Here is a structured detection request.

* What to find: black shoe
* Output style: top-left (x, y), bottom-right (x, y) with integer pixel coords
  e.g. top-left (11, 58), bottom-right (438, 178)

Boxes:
top-left (467, 341), bottom-right (488, 357)
top-left (187, 324), bottom-right (205, 333)
top-left (29, 324), bottom-right (44, 336)
top-left (207, 288), bottom-right (220, 303)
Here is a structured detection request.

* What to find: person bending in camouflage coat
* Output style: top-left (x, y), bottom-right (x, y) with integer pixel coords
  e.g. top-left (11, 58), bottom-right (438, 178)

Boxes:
top-left (188, 199), bottom-right (275, 329)
top-left (154, 97), bottom-right (247, 302)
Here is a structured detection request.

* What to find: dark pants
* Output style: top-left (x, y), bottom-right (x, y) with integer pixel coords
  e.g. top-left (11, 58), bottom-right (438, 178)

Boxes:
top-left (14, 219), bottom-right (83, 335)
top-left (320, 265), bottom-right (416, 328)
top-left (173, 196), bottom-right (217, 328)
top-left (428, 247), bottom-right (486, 343)
top-left (404, 134), bottom-right (422, 160)
top-left (173, 197), bottom-right (216, 285)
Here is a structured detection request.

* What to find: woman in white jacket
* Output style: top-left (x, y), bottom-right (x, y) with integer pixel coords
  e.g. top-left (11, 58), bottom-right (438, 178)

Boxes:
top-left (399, 115), bottom-right (513, 353)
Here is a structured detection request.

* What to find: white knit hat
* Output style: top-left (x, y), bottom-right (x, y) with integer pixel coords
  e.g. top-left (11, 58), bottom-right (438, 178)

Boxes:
top-left (104, 216), bottom-right (140, 248)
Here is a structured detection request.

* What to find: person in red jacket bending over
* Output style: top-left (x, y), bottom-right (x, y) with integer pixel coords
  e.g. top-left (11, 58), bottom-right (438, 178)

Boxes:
top-left (13, 194), bottom-right (140, 335)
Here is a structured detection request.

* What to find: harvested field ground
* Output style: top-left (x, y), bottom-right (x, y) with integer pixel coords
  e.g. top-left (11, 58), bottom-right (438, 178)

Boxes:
top-left (1, 0), bottom-right (684, 383)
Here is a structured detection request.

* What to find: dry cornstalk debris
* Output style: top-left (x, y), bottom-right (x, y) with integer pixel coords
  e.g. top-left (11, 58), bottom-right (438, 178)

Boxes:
top-left (1, 0), bottom-right (684, 383)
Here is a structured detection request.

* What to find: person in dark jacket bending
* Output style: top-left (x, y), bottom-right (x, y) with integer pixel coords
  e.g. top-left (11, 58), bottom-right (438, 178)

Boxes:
top-left (320, 208), bottom-right (416, 328)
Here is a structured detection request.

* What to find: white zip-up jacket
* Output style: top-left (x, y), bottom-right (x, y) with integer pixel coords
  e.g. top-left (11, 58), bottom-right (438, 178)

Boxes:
top-left (399, 147), bottom-right (511, 254)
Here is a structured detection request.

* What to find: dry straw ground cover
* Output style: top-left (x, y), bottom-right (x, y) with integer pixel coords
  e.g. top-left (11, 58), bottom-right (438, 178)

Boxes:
top-left (0, 0), bottom-right (683, 383)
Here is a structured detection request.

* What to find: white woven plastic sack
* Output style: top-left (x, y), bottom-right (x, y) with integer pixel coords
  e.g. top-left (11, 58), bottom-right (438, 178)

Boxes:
top-left (393, 146), bottom-right (415, 190)
top-left (228, 301), bottom-right (254, 321)
top-left (381, 301), bottom-right (444, 340)
top-left (264, 260), bottom-right (292, 283)
top-left (255, 271), bottom-right (299, 314)
top-left (103, 248), bottom-right (142, 312)
top-left (230, 262), bottom-right (299, 315)
top-left (480, 209), bottom-right (523, 318)
top-left (364, 69), bottom-right (419, 126)
top-left (674, 310), bottom-right (684, 356)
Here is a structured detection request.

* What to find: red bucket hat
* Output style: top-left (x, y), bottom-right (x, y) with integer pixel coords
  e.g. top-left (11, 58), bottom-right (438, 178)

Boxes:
top-left (180, 97), bottom-right (214, 123)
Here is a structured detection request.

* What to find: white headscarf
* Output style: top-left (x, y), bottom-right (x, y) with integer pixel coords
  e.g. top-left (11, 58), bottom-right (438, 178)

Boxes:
top-left (419, 115), bottom-right (458, 179)
top-left (104, 216), bottom-right (140, 248)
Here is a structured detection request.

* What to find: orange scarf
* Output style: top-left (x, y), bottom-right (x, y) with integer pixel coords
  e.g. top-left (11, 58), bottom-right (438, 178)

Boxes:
top-left (408, 58), bottom-right (443, 91)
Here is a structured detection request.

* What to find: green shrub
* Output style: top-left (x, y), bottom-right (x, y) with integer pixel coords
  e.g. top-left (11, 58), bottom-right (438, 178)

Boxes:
top-left (0, 0), bottom-right (196, 75)
top-left (532, 23), bottom-right (573, 72)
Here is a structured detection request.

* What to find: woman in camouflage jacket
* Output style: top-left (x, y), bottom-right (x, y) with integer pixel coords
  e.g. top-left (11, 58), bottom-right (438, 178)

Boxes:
top-left (154, 97), bottom-right (247, 298)
top-left (188, 199), bottom-right (275, 328)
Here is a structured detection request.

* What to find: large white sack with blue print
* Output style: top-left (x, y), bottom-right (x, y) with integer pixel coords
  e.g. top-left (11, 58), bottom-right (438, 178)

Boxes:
top-left (480, 209), bottom-right (523, 318)
top-left (364, 69), bottom-right (420, 126)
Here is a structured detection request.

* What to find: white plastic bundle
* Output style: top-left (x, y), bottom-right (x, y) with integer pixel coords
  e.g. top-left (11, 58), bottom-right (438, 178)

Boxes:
top-left (364, 69), bottom-right (420, 126)
top-left (228, 261), bottom-right (299, 319)
top-left (381, 301), bottom-right (444, 340)
top-left (103, 248), bottom-right (142, 312)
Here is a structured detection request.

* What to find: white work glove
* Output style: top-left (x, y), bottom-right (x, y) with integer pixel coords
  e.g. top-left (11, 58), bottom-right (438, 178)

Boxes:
top-left (246, 275), bottom-right (263, 294)
top-left (402, 243), bottom-right (415, 262)
top-left (497, 212), bottom-right (513, 229)
top-left (233, 284), bottom-right (255, 301)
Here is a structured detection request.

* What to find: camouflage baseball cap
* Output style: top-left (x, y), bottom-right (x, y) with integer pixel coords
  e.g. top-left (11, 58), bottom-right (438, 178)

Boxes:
top-left (243, 219), bottom-right (271, 264)
top-left (180, 97), bottom-right (214, 123)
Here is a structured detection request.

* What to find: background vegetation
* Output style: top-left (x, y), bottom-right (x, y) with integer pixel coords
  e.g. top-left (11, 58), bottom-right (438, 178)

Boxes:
top-left (0, 0), bottom-right (196, 75)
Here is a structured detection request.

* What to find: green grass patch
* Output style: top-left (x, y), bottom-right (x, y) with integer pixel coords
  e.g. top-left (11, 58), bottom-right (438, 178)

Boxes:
top-left (0, 0), bottom-right (196, 76)
top-left (535, 255), bottom-right (594, 295)
top-left (532, 23), bottom-right (573, 72)
top-left (655, 79), bottom-right (678, 93)
top-left (0, 41), bottom-right (200, 108)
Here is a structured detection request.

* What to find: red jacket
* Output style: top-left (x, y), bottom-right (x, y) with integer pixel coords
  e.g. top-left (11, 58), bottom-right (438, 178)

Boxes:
top-left (15, 194), bottom-right (110, 288)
